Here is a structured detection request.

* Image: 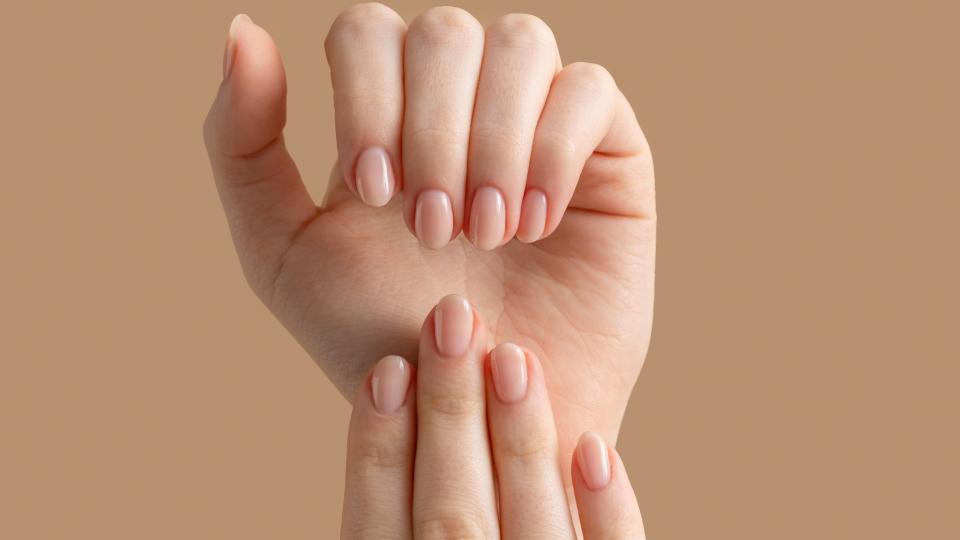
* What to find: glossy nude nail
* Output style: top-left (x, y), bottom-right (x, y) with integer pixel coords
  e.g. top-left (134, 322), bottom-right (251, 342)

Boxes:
top-left (576, 431), bottom-right (612, 490)
top-left (415, 190), bottom-right (454, 250)
top-left (355, 147), bottom-right (396, 207)
top-left (222, 14), bottom-right (251, 81)
top-left (371, 355), bottom-right (411, 415)
top-left (469, 187), bottom-right (506, 251)
top-left (433, 295), bottom-right (473, 358)
top-left (517, 189), bottom-right (547, 243)
top-left (490, 343), bottom-right (528, 403)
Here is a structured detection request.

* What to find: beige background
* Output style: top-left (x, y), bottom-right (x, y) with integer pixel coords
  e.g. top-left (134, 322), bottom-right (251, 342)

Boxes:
top-left (1, 1), bottom-right (957, 538)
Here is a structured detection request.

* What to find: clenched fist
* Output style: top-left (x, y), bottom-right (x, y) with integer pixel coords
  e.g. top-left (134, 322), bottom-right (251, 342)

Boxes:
top-left (203, 4), bottom-right (656, 469)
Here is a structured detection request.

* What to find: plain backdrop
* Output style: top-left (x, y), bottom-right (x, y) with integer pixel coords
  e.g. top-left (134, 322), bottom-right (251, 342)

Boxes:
top-left (1, 1), bottom-right (957, 538)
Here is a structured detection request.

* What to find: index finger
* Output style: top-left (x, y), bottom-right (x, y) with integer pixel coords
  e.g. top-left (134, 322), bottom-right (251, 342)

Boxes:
top-left (324, 3), bottom-right (406, 207)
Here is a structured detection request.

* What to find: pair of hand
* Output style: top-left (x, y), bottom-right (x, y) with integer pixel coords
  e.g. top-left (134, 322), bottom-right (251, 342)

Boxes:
top-left (204, 0), bottom-right (655, 509)
top-left (342, 295), bottom-right (645, 539)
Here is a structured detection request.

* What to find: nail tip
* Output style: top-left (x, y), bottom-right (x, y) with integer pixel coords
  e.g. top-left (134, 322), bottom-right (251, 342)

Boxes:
top-left (229, 13), bottom-right (252, 35)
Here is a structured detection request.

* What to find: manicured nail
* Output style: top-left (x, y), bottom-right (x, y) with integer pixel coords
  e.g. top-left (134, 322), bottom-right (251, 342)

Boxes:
top-left (415, 190), bottom-right (454, 250)
top-left (355, 147), bottom-right (396, 207)
top-left (371, 355), bottom-right (411, 415)
top-left (469, 187), bottom-right (506, 251)
top-left (434, 295), bottom-right (473, 358)
top-left (517, 189), bottom-right (547, 243)
top-left (576, 432), bottom-right (612, 490)
top-left (223, 14), bottom-right (252, 81)
top-left (490, 343), bottom-right (528, 403)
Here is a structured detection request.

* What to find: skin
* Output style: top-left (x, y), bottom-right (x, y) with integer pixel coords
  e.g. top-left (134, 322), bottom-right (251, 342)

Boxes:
top-left (203, 5), bottom-right (656, 475)
top-left (341, 296), bottom-right (646, 539)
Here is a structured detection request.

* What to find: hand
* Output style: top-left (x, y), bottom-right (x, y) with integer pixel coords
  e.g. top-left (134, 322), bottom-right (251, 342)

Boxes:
top-left (203, 5), bottom-right (656, 469)
top-left (341, 295), bottom-right (646, 539)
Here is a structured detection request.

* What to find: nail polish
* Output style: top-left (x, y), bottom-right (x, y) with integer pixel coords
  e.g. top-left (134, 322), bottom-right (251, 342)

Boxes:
top-left (222, 14), bottom-right (251, 81)
top-left (577, 432), bottom-right (612, 490)
top-left (415, 190), bottom-right (454, 250)
top-left (433, 295), bottom-right (473, 358)
top-left (470, 187), bottom-right (506, 251)
top-left (355, 147), bottom-right (396, 207)
top-left (517, 189), bottom-right (547, 243)
top-left (371, 355), bottom-right (411, 415)
top-left (490, 343), bottom-right (528, 403)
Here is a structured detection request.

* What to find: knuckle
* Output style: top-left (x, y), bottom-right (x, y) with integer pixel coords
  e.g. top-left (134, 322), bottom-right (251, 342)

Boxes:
top-left (561, 61), bottom-right (616, 93)
top-left (406, 125), bottom-right (468, 152)
top-left (420, 390), bottom-right (484, 420)
top-left (535, 128), bottom-right (580, 163)
top-left (348, 412), bottom-right (412, 474)
top-left (486, 13), bottom-right (556, 51)
top-left (415, 514), bottom-right (489, 540)
top-left (470, 125), bottom-right (526, 155)
top-left (409, 6), bottom-right (483, 47)
top-left (497, 435), bottom-right (553, 465)
top-left (352, 437), bottom-right (409, 471)
top-left (325, 2), bottom-right (404, 48)
top-left (343, 523), bottom-right (400, 540)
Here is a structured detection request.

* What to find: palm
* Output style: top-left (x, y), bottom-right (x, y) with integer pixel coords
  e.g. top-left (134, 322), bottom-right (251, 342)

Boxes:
top-left (268, 159), bottom-right (655, 454)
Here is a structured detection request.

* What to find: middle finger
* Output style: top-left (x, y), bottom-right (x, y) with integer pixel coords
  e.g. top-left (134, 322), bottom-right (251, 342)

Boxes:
top-left (402, 7), bottom-right (485, 249)
top-left (465, 14), bottom-right (560, 250)
top-left (413, 295), bottom-right (499, 538)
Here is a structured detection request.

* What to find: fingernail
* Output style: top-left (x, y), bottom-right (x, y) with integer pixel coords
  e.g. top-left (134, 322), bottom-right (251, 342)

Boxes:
top-left (517, 189), bottom-right (547, 243)
top-left (469, 187), bottom-right (506, 251)
top-left (371, 355), bottom-right (411, 415)
top-left (490, 343), bottom-right (528, 403)
top-left (415, 190), bottom-right (454, 250)
top-left (223, 14), bottom-right (252, 81)
top-left (576, 432), bottom-right (612, 490)
top-left (356, 147), bottom-right (396, 207)
top-left (434, 295), bottom-right (473, 358)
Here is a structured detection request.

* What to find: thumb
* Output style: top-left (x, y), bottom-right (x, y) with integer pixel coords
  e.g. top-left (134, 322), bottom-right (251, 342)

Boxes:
top-left (203, 14), bottom-right (316, 301)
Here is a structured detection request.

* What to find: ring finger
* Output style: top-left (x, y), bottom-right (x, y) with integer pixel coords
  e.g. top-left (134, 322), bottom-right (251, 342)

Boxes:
top-left (464, 14), bottom-right (559, 250)
top-left (486, 344), bottom-right (576, 539)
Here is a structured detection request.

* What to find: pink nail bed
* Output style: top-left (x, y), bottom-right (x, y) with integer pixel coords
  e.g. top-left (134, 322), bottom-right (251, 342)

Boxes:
top-left (517, 189), bottom-right (547, 243)
top-left (577, 431), bottom-right (612, 490)
top-left (355, 147), bottom-right (395, 207)
top-left (415, 190), bottom-right (454, 250)
top-left (470, 187), bottom-right (506, 251)
top-left (434, 295), bottom-right (473, 358)
top-left (490, 343), bottom-right (528, 403)
top-left (371, 355), bottom-right (410, 415)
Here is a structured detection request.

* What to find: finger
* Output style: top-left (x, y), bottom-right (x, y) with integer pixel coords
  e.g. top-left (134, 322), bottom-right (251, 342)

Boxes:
top-left (203, 14), bottom-right (317, 299)
top-left (341, 355), bottom-right (416, 540)
top-left (402, 7), bottom-right (485, 249)
top-left (324, 3), bottom-right (406, 207)
top-left (521, 63), bottom-right (653, 242)
top-left (486, 344), bottom-right (576, 539)
top-left (413, 295), bottom-right (499, 538)
top-left (572, 432), bottom-right (647, 540)
top-left (464, 14), bottom-right (559, 250)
